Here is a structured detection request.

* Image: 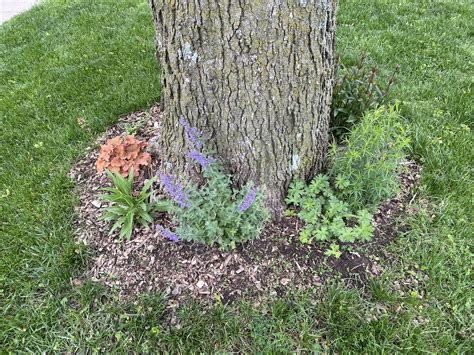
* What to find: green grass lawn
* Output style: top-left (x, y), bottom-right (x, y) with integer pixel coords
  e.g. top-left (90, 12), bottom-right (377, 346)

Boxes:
top-left (1, 0), bottom-right (472, 352)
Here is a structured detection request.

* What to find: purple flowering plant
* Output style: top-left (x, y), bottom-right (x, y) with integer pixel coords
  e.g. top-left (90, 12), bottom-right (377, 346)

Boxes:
top-left (159, 173), bottom-right (190, 208)
top-left (239, 187), bottom-right (258, 212)
top-left (159, 117), bottom-right (269, 249)
top-left (188, 149), bottom-right (214, 170)
top-left (179, 116), bottom-right (203, 150)
top-left (157, 224), bottom-right (179, 242)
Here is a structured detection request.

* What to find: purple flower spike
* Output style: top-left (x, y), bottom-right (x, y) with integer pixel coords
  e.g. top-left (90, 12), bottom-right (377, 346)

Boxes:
top-left (160, 174), bottom-right (190, 208)
top-left (188, 149), bottom-right (214, 170)
top-left (179, 116), bottom-right (203, 150)
top-left (239, 188), bottom-right (258, 212)
top-left (157, 225), bottom-right (179, 242)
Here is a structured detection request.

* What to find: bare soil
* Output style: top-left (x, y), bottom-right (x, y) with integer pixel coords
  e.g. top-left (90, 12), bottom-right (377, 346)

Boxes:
top-left (70, 105), bottom-right (421, 305)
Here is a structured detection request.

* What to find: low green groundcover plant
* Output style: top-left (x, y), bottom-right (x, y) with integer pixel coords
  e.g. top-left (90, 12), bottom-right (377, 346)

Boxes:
top-left (330, 105), bottom-right (410, 211)
top-left (286, 174), bottom-right (374, 244)
top-left (159, 118), bottom-right (269, 250)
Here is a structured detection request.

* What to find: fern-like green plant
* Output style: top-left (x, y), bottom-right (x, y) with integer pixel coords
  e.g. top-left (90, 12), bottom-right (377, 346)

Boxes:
top-left (99, 169), bottom-right (168, 240)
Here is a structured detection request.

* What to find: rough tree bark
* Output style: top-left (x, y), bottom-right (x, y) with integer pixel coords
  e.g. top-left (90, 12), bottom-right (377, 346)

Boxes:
top-left (149, 0), bottom-right (337, 218)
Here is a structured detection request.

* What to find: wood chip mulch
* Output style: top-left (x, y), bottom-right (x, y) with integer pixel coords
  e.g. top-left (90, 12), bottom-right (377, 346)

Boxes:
top-left (70, 105), bottom-right (422, 305)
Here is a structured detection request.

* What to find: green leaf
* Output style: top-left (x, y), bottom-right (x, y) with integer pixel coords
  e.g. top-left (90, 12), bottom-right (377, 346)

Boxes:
top-left (141, 176), bottom-right (156, 194)
top-left (314, 226), bottom-right (329, 241)
top-left (109, 217), bottom-right (125, 235)
top-left (120, 211), bottom-right (134, 240)
top-left (357, 209), bottom-right (373, 224)
top-left (137, 209), bottom-right (153, 224)
top-left (324, 243), bottom-right (342, 259)
top-left (353, 223), bottom-right (374, 241)
top-left (127, 167), bottom-right (134, 185)
top-left (299, 227), bottom-right (313, 244)
top-left (298, 208), bottom-right (321, 224)
top-left (153, 200), bottom-right (171, 213)
top-left (339, 227), bottom-right (356, 243)
top-left (335, 175), bottom-right (351, 190)
top-left (286, 180), bottom-right (306, 206)
top-left (308, 175), bottom-right (329, 195)
top-left (101, 213), bottom-right (119, 222)
top-left (101, 187), bottom-right (120, 193)
top-left (102, 205), bottom-right (128, 216)
top-left (109, 170), bottom-right (132, 195)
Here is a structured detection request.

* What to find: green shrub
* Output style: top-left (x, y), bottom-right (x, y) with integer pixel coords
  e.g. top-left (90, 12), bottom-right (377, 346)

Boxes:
top-left (330, 105), bottom-right (410, 211)
top-left (331, 54), bottom-right (398, 140)
top-left (159, 118), bottom-right (269, 250)
top-left (99, 169), bottom-right (168, 239)
top-left (286, 175), bottom-right (374, 244)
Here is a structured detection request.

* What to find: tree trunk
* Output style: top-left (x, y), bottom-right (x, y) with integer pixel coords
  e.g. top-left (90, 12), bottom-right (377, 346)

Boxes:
top-left (149, 0), bottom-right (337, 218)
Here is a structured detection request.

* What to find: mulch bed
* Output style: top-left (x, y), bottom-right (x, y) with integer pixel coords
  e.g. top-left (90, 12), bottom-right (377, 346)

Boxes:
top-left (70, 105), bottom-right (421, 305)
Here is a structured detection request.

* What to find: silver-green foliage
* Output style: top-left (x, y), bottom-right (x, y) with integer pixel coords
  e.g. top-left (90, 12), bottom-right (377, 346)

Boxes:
top-left (171, 161), bottom-right (269, 250)
top-left (286, 175), bottom-right (374, 244)
top-left (99, 169), bottom-right (167, 240)
top-left (330, 106), bottom-right (410, 211)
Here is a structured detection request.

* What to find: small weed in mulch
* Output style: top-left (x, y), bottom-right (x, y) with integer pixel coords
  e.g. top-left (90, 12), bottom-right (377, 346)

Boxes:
top-left (70, 105), bottom-right (421, 306)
